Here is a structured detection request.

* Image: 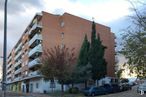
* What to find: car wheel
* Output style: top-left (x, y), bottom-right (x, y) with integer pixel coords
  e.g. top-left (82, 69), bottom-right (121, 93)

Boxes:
top-left (92, 93), bottom-right (95, 96)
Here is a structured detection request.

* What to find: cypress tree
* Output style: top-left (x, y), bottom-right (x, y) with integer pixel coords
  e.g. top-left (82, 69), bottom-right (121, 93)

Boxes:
top-left (75, 34), bottom-right (92, 85)
top-left (77, 34), bottom-right (90, 66)
top-left (89, 21), bottom-right (107, 81)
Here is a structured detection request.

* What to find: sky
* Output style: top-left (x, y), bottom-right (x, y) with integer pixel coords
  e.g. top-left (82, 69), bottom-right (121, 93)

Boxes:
top-left (0, 0), bottom-right (145, 78)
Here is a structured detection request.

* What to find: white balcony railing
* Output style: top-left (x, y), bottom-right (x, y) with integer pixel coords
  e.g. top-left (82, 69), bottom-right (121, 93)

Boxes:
top-left (29, 34), bottom-right (42, 46)
top-left (14, 59), bottom-right (21, 67)
top-left (29, 23), bottom-right (42, 35)
top-left (14, 68), bottom-right (22, 75)
top-left (6, 74), bottom-right (11, 79)
top-left (14, 51), bottom-right (22, 60)
top-left (28, 58), bottom-right (41, 68)
top-left (29, 44), bottom-right (42, 57)
top-left (7, 55), bottom-right (12, 62)
top-left (15, 43), bottom-right (22, 53)
top-left (7, 62), bottom-right (11, 69)
top-left (14, 76), bottom-right (22, 82)
top-left (7, 79), bottom-right (12, 84)
top-left (28, 71), bottom-right (41, 77)
top-left (7, 68), bottom-right (11, 73)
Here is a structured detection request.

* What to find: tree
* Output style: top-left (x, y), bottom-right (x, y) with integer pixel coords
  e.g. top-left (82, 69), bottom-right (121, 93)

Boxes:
top-left (120, 1), bottom-right (146, 79)
top-left (89, 21), bottom-right (107, 81)
top-left (77, 34), bottom-right (90, 66)
top-left (75, 34), bottom-right (91, 87)
top-left (116, 69), bottom-right (124, 79)
top-left (40, 45), bottom-right (76, 93)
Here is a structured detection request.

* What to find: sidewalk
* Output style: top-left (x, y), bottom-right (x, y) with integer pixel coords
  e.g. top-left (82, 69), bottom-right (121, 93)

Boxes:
top-left (0, 91), bottom-right (51, 97)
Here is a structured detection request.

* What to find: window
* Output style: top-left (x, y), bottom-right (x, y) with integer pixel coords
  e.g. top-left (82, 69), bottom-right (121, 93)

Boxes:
top-left (36, 83), bottom-right (39, 88)
top-left (61, 21), bottom-right (64, 27)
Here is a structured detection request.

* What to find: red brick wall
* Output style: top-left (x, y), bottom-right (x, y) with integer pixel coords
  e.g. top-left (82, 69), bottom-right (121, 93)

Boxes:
top-left (41, 11), bottom-right (115, 77)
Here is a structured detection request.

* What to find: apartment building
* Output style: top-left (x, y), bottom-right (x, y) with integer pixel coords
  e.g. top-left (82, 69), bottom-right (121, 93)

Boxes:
top-left (6, 11), bottom-right (116, 93)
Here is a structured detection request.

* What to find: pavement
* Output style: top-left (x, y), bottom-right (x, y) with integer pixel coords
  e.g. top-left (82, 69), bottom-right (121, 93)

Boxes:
top-left (0, 85), bottom-right (146, 97)
top-left (97, 85), bottom-right (146, 97)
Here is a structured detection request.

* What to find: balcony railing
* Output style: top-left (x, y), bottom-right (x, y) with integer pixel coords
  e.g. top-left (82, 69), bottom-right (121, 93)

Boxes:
top-left (15, 43), bottom-right (22, 53)
top-left (14, 59), bottom-right (21, 68)
top-left (14, 76), bottom-right (22, 82)
top-left (29, 23), bottom-right (42, 35)
top-left (14, 51), bottom-right (22, 60)
top-left (6, 74), bottom-right (11, 79)
top-left (29, 34), bottom-right (42, 46)
top-left (7, 62), bottom-right (11, 69)
top-left (28, 71), bottom-right (41, 77)
top-left (29, 44), bottom-right (42, 57)
top-left (6, 79), bottom-right (12, 84)
top-left (7, 68), bottom-right (11, 73)
top-left (28, 58), bottom-right (41, 68)
top-left (7, 55), bottom-right (12, 62)
top-left (14, 68), bottom-right (21, 75)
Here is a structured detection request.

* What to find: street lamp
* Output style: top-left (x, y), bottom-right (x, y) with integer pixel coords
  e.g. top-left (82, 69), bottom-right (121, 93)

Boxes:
top-left (2, 0), bottom-right (8, 97)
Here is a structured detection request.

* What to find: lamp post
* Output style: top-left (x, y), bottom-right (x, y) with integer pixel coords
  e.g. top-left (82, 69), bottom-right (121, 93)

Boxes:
top-left (2, 0), bottom-right (8, 97)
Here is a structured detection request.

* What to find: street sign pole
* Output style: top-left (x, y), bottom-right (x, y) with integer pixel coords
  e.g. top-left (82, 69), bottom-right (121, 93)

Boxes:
top-left (2, 0), bottom-right (8, 97)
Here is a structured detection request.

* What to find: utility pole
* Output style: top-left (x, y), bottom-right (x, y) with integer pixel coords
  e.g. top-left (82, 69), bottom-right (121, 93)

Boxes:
top-left (2, 0), bottom-right (8, 97)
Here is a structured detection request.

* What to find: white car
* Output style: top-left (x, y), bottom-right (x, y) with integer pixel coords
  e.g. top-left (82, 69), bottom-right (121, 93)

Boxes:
top-left (137, 83), bottom-right (146, 93)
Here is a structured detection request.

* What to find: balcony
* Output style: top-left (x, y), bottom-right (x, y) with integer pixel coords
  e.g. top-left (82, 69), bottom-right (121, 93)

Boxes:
top-left (7, 68), bottom-right (11, 73)
top-left (29, 44), bottom-right (42, 57)
top-left (7, 79), bottom-right (12, 84)
top-left (7, 55), bottom-right (12, 62)
top-left (29, 34), bottom-right (42, 46)
top-left (14, 51), bottom-right (22, 60)
top-left (15, 43), bottom-right (22, 53)
top-left (14, 76), bottom-right (22, 82)
top-left (29, 23), bottom-right (42, 35)
top-left (7, 62), bottom-right (11, 69)
top-left (14, 59), bottom-right (21, 68)
top-left (28, 71), bottom-right (41, 77)
top-left (28, 58), bottom-right (41, 68)
top-left (6, 74), bottom-right (11, 79)
top-left (14, 68), bottom-right (21, 75)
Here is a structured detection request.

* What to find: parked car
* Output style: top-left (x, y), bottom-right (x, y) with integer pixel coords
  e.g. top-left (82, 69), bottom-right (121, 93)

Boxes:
top-left (82, 86), bottom-right (107, 96)
top-left (137, 83), bottom-right (146, 93)
top-left (112, 84), bottom-right (121, 92)
top-left (120, 83), bottom-right (132, 91)
top-left (101, 84), bottom-right (121, 93)
top-left (101, 84), bottom-right (113, 93)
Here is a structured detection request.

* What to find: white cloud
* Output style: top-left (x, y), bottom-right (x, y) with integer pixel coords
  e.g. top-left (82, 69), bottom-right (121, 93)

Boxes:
top-left (42, 0), bottom-right (132, 23)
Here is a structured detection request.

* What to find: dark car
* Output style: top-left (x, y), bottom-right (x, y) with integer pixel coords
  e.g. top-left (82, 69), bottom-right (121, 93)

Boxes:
top-left (102, 84), bottom-right (113, 93)
top-left (101, 84), bottom-right (121, 93)
top-left (120, 83), bottom-right (132, 91)
top-left (82, 86), bottom-right (107, 96)
top-left (112, 84), bottom-right (121, 92)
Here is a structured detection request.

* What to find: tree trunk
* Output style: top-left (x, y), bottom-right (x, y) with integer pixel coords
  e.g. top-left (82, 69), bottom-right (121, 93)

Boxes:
top-left (85, 80), bottom-right (87, 88)
top-left (71, 83), bottom-right (74, 88)
top-left (61, 84), bottom-right (64, 94)
top-left (50, 78), bottom-right (55, 93)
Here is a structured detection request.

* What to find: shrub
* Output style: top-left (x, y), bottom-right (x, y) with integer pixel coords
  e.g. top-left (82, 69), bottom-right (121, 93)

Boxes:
top-left (68, 87), bottom-right (79, 94)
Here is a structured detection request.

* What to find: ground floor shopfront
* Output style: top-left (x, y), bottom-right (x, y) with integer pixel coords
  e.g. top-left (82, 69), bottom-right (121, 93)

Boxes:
top-left (7, 77), bottom-right (66, 93)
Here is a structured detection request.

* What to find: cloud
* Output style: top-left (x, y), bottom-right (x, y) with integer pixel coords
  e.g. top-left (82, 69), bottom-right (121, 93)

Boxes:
top-left (42, 0), bottom-right (133, 23)
top-left (0, 0), bottom-right (43, 15)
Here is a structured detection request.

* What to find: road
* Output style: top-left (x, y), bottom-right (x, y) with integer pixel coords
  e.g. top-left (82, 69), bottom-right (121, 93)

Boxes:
top-left (97, 86), bottom-right (146, 97)
top-left (0, 86), bottom-right (146, 97)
